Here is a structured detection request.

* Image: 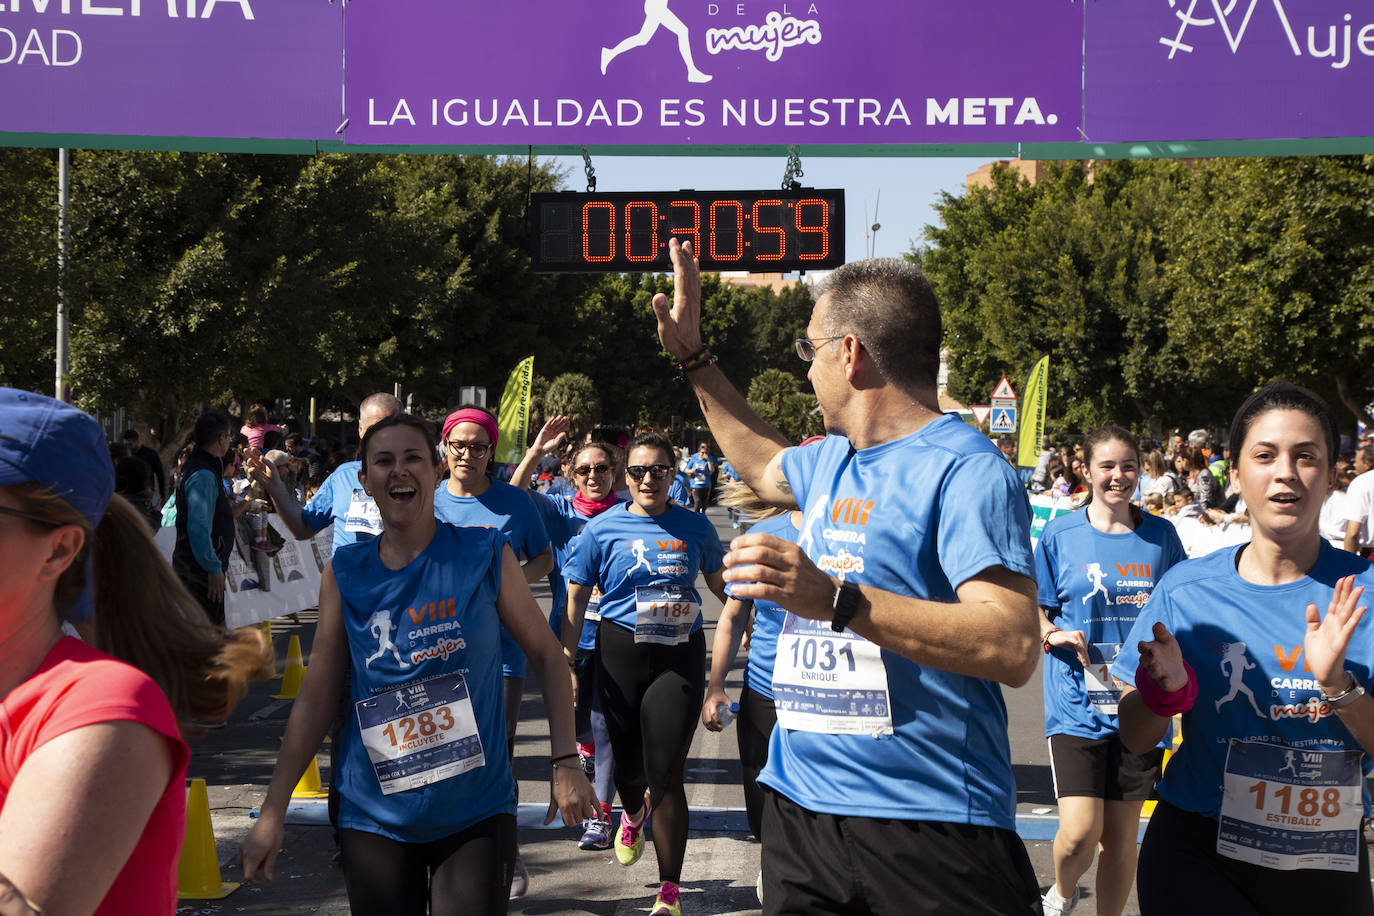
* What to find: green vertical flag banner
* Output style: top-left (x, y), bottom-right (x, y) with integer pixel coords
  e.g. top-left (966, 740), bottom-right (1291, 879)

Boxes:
top-left (495, 355), bottom-right (534, 466)
top-left (1017, 355), bottom-right (1049, 469)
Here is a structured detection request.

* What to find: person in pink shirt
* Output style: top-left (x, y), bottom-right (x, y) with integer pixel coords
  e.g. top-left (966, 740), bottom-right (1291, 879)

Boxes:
top-left (240, 402), bottom-right (284, 451)
top-left (0, 388), bottom-right (270, 915)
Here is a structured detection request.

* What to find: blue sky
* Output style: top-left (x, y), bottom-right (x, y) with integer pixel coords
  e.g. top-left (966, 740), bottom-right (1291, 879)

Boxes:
top-left (546, 154), bottom-right (992, 266)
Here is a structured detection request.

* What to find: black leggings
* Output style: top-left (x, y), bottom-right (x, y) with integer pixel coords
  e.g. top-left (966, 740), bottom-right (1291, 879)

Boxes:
top-left (596, 621), bottom-right (705, 883)
top-left (338, 815), bottom-right (517, 916)
top-left (1138, 800), bottom-right (1373, 915)
top-left (737, 684), bottom-right (776, 840)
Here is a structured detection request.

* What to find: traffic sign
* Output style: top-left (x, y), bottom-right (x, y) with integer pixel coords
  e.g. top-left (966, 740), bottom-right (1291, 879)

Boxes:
top-left (990, 407), bottom-right (1017, 433)
top-left (991, 376), bottom-right (1017, 401)
top-left (971, 405), bottom-right (992, 427)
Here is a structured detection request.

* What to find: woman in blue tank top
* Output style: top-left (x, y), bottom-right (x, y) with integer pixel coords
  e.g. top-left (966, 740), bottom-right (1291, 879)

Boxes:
top-left (240, 414), bottom-right (596, 915)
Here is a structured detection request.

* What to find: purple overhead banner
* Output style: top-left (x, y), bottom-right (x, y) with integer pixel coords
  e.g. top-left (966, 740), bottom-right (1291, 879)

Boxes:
top-left (341, 0), bottom-right (1083, 145)
top-left (3, 0), bottom-right (1373, 149)
top-left (1085, 0), bottom-right (1374, 143)
top-left (0, 0), bottom-right (339, 140)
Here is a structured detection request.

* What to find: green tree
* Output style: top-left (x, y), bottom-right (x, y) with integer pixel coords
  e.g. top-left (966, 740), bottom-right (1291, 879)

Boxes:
top-left (914, 160), bottom-right (1210, 436)
top-left (1164, 156), bottom-right (1374, 429)
top-left (0, 149), bottom-right (58, 395)
top-left (747, 368), bottom-right (822, 442)
top-left (544, 371), bottom-right (601, 440)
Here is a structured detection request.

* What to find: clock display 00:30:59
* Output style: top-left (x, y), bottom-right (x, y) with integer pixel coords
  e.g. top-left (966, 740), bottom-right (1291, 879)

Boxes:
top-left (530, 189), bottom-right (845, 273)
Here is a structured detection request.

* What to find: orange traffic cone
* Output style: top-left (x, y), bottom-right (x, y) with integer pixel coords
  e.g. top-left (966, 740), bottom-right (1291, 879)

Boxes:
top-left (273, 635), bottom-right (305, 700)
top-left (293, 753), bottom-right (330, 800)
top-left (177, 779), bottom-right (239, 899)
top-left (261, 620), bottom-right (280, 679)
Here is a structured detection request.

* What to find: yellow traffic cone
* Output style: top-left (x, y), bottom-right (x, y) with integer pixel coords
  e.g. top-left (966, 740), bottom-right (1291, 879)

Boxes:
top-left (293, 754), bottom-right (330, 800)
top-left (261, 620), bottom-right (281, 679)
top-left (177, 779), bottom-right (239, 899)
top-left (273, 635), bottom-right (305, 700)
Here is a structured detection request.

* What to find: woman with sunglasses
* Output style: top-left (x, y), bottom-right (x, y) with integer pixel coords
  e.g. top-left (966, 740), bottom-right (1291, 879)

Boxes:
top-left (431, 405), bottom-right (554, 897)
top-left (1, 389), bottom-right (269, 915)
top-left (512, 415), bottom-right (625, 851)
top-left (562, 431), bottom-right (728, 916)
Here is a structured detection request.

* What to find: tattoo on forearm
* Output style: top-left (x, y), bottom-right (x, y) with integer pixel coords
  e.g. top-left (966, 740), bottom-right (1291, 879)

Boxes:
top-left (775, 474), bottom-right (791, 495)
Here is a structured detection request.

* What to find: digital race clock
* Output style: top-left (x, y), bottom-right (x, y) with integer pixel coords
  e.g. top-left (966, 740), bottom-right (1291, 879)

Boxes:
top-left (529, 189), bottom-right (844, 273)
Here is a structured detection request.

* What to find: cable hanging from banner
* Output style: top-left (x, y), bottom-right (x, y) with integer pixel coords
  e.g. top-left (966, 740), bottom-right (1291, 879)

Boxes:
top-left (781, 145), bottom-right (803, 191)
top-left (581, 147), bottom-right (597, 193)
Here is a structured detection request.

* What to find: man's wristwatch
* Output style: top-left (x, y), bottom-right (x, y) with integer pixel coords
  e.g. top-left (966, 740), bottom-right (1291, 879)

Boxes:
top-left (830, 580), bottom-right (861, 633)
top-left (1322, 672), bottom-right (1366, 710)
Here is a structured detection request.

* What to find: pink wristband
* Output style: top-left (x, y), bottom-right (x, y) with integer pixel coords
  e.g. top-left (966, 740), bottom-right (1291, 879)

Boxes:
top-left (1134, 660), bottom-right (1197, 717)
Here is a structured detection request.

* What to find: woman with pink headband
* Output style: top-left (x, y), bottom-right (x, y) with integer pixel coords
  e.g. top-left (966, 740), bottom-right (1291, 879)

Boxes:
top-left (432, 404), bottom-right (555, 898)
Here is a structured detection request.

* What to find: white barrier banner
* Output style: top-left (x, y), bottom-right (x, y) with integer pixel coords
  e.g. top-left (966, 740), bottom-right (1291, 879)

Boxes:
top-left (154, 516), bottom-right (333, 630)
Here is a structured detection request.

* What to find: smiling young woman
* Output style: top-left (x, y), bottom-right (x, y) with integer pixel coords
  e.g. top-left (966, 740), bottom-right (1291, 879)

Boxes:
top-left (1115, 382), bottom-right (1374, 915)
top-left (240, 414), bottom-right (596, 916)
top-left (1034, 426), bottom-right (1187, 916)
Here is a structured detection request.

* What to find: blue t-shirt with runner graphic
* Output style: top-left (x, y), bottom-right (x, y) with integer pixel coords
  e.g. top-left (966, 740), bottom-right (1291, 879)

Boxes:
top-left (562, 502), bottom-right (723, 637)
top-left (760, 414), bottom-right (1034, 828)
top-left (301, 460), bottom-right (378, 556)
top-left (1035, 509), bottom-right (1185, 739)
top-left (433, 479), bottom-right (551, 679)
top-left (331, 522), bottom-right (513, 843)
top-left (685, 454), bottom-right (714, 490)
top-left (1112, 542), bottom-right (1374, 820)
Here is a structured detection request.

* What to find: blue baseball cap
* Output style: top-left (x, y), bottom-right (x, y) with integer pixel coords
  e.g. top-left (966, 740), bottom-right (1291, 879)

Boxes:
top-left (0, 388), bottom-right (114, 528)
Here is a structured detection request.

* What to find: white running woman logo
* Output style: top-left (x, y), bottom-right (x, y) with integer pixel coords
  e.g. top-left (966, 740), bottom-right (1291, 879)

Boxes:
top-left (628, 538), bottom-right (652, 573)
top-left (1279, 749), bottom-right (1298, 776)
top-left (602, 0), bottom-right (711, 83)
top-left (1082, 563), bottom-right (1112, 605)
top-left (366, 609), bottom-right (410, 669)
top-left (796, 493), bottom-right (830, 559)
top-left (1214, 642), bottom-right (1265, 717)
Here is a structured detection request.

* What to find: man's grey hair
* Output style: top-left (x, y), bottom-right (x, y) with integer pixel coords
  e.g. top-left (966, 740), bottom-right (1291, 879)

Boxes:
top-left (815, 259), bottom-right (941, 393)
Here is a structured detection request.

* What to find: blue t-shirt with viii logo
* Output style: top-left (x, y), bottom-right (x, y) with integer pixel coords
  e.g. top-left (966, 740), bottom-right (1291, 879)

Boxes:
top-left (562, 502), bottom-right (723, 636)
top-left (762, 414), bottom-right (1034, 829)
top-left (1035, 509), bottom-right (1185, 739)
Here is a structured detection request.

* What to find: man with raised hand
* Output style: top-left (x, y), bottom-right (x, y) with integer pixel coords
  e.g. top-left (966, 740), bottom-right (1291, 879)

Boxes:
top-left (249, 392), bottom-right (402, 557)
top-left (652, 239), bottom-right (1042, 915)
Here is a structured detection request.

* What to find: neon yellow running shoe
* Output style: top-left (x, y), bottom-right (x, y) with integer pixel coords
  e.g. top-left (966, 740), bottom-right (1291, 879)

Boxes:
top-left (649, 880), bottom-right (682, 916)
top-left (613, 792), bottom-right (651, 866)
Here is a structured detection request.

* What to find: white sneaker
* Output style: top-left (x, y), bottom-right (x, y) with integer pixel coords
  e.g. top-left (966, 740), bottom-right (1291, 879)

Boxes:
top-left (755, 870), bottom-right (763, 905)
top-left (509, 852), bottom-right (529, 899)
top-left (1041, 886), bottom-right (1078, 916)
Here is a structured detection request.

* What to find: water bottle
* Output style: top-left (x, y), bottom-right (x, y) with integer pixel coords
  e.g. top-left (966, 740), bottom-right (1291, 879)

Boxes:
top-left (716, 701), bottom-right (740, 728)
